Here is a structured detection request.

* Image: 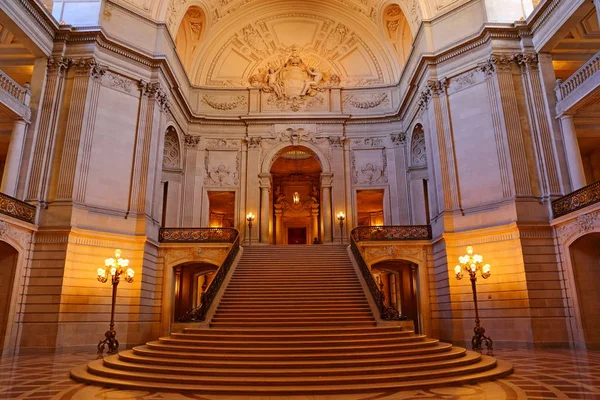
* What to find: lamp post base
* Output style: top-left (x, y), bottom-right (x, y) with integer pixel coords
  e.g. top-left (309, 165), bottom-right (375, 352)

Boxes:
top-left (97, 329), bottom-right (119, 357)
top-left (472, 323), bottom-right (493, 356)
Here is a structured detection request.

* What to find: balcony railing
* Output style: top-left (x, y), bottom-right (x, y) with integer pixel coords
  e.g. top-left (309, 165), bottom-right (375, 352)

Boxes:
top-left (0, 70), bottom-right (30, 106)
top-left (552, 181), bottom-right (600, 218)
top-left (349, 225), bottom-right (431, 321)
top-left (555, 48), bottom-right (600, 116)
top-left (159, 227), bottom-right (238, 243)
top-left (351, 225), bottom-right (432, 242)
top-left (0, 192), bottom-right (36, 224)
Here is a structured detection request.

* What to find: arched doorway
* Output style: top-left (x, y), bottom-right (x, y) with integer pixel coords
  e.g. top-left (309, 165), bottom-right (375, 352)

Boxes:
top-left (372, 260), bottom-right (420, 333)
top-left (569, 233), bottom-right (600, 349)
top-left (173, 263), bottom-right (218, 321)
top-left (0, 241), bottom-right (18, 351)
top-left (270, 146), bottom-right (322, 245)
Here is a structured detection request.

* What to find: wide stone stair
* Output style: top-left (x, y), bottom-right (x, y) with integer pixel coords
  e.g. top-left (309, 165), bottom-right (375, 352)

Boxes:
top-left (71, 245), bottom-right (512, 395)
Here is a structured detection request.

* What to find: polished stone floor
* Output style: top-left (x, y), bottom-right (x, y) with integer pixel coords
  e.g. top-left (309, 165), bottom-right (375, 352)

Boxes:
top-left (0, 348), bottom-right (599, 399)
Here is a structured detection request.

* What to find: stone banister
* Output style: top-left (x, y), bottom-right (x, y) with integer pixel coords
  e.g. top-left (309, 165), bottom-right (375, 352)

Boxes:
top-left (0, 69), bottom-right (31, 121)
top-left (555, 49), bottom-right (600, 115)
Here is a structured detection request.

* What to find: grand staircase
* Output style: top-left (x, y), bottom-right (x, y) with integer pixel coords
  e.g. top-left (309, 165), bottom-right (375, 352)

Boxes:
top-left (71, 245), bottom-right (512, 395)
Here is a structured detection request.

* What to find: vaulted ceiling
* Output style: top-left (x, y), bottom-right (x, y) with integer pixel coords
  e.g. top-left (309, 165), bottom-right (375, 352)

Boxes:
top-left (109, 0), bottom-right (448, 86)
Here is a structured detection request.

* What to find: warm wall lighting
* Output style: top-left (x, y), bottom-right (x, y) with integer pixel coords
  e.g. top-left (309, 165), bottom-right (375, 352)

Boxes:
top-left (97, 249), bottom-right (134, 356)
top-left (246, 212), bottom-right (255, 245)
top-left (455, 245), bottom-right (493, 355)
top-left (293, 191), bottom-right (300, 204)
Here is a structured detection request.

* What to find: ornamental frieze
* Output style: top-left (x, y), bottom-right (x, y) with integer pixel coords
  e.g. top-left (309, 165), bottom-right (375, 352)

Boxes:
top-left (202, 95), bottom-right (247, 111)
top-left (343, 93), bottom-right (389, 110)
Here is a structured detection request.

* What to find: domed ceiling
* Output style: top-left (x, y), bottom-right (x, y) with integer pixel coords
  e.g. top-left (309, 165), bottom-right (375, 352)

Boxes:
top-left (110, 0), bottom-right (465, 86)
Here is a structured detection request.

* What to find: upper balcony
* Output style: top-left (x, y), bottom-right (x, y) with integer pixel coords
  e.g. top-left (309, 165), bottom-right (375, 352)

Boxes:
top-left (552, 181), bottom-right (600, 219)
top-left (0, 69), bottom-right (31, 121)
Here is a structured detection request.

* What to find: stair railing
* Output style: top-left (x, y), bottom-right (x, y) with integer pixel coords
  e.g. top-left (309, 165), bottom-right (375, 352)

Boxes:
top-left (350, 230), bottom-right (403, 321)
top-left (159, 228), bottom-right (240, 322)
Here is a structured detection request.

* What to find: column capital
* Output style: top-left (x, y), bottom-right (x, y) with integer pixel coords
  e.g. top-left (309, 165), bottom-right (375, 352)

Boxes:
top-left (320, 173), bottom-right (333, 188)
top-left (258, 173), bottom-right (272, 188)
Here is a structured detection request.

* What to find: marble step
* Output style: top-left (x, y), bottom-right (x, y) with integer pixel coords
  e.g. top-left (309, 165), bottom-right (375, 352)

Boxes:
top-left (157, 334), bottom-right (427, 348)
top-left (103, 350), bottom-right (480, 377)
top-left (72, 356), bottom-right (512, 394)
top-left (118, 344), bottom-right (464, 368)
top-left (172, 329), bottom-right (414, 342)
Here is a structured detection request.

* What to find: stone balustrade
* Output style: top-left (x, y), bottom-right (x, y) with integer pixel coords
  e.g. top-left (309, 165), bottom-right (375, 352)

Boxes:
top-left (555, 49), bottom-right (600, 114)
top-left (552, 180), bottom-right (600, 218)
top-left (0, 69), bottom-right (31, 121)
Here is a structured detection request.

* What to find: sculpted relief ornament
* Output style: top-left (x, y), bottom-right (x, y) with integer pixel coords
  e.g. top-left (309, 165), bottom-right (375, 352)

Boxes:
top-left (249, 45), bottom-right (341, 112)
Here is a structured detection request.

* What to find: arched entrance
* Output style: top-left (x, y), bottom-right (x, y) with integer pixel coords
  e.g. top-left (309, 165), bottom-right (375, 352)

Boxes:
top-left (372, 260), bottom-right (420, 333)
top-left (173, 262), bottom-right (218, 321)
top-left (0, 241), bottom-right (18, 351)
top-left (270, 146), bottom-right (322, 244)
top-left (569, 233), bottom-right (600, 349)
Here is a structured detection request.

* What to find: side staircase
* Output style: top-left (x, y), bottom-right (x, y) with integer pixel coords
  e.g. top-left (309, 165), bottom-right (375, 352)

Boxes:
top-left (71, 245), bottom-right (512, 395)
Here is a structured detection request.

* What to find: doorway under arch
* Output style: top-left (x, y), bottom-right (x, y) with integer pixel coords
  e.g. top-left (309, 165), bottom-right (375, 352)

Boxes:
top-left (173, 262), bottom-right (218, 321)
top-left (270, 145), bottom-right (322, 245)
top-left (569, 232), bottom-right (600, 349)
top-left (372, 259), bottom-right (420, 333)
top-left (0, 241), bottom-right (18, 351)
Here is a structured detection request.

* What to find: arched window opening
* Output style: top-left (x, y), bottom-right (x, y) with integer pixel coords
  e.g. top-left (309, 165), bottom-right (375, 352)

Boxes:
top-left (383, 4), bottom-right (414, 70)
top-left (175, 6), bottom-right (205, 74)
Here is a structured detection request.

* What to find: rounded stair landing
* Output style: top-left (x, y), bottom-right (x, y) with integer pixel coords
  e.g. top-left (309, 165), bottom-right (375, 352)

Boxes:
top-left (71, 245), bottom-right (512, 394)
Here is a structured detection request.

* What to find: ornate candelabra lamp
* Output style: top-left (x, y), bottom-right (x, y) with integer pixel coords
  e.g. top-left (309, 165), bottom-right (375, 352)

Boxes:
top-left (246, 212), bottom-right (255, 245)
top-left (96, 249), bottom-right (134, 356)
top-left (336, 211), bottom-right (345, 243)
top-left (454, 246), bottom-right (493, 355)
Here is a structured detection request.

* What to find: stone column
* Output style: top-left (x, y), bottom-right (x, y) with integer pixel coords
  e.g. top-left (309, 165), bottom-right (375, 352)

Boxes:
top-left (274, 206), bottom-right (283, 244)
top-left (329, 137), bottom-right (346, 243)
top-left (1, 119), bottom-right (28, 196)
top-left (320, 173), bottom-right (333, 243)
top-left (259, 173), bottom-right (271, 244)
top-left (245, 138), bottom-right (262, 244)
top-left (311, 205), bottom-right (319, 244)
top-left (559, 115), bottom-right (587, 190)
